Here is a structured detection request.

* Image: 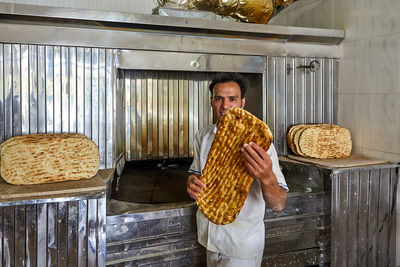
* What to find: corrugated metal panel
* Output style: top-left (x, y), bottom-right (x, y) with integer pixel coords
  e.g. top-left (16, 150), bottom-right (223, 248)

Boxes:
top-left (330, 167), bottom-right (398, 267)
top-left (0, 195), bottom-right (106, 267)
top-left (0, 43), bottom-right (116, 168)
top-left (267, 57), bottom-right (338, 155)
top-left (124, 71), bottom-right (213, 160)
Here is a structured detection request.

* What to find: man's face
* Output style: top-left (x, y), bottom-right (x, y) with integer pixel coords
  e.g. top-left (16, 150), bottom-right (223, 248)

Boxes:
top-left (211, 81), bottom-right (246, 122)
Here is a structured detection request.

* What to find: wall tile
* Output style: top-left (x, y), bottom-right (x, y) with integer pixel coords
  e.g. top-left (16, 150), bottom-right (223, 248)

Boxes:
top-left (339, 39), bottom-right (365, 93)
top-left (360, 93), bottom-right (400, 154)
top-left (337, 93), bottom-right (364, 148)
top-left (363, 0), bottom-right (400, 39)
top-left (333, 0), bottom-right (365, 40)
top-left (363, 34), bottom-right (400, 94)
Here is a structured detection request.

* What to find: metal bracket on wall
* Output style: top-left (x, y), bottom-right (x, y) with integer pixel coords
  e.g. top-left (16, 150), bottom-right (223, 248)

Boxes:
top-left (297, 60), bottom-right (320, 74)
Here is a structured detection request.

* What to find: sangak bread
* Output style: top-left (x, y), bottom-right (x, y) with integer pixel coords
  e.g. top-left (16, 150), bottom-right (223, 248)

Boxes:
top-left (196, 108), bottom-right (273, 225)
top-left (287, 124), bottom-right (351, 159)
top-left (298, 125), bottom-right (351, 158)
top-left (0, 133), bottom-right (99, 185)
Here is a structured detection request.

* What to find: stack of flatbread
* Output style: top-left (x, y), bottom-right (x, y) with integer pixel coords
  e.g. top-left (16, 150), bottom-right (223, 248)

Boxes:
top-left (196, 108), bottom-right (273, 225)
top-left (0, 133), bottom-right (100, 185)
top-left (287, 124), bottom-right (352, 159)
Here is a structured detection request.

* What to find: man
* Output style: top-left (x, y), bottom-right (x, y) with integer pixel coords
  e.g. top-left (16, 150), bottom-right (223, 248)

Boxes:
top-left (187, 73), bottom-right (288, 267)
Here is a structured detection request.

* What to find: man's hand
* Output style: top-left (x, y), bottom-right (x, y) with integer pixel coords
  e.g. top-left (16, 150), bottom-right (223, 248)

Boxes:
top-left (241, 142), bottom-right (287, 213)
top-left (187, 174), bottom-right (206, 201)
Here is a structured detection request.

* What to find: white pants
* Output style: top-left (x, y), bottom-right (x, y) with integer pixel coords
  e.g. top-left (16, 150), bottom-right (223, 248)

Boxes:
top-left (206, 250), bottom-right (263, 267)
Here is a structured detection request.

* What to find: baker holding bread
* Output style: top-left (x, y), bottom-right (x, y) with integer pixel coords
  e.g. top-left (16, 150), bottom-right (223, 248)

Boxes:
top-left (187, 73), bottom-right (288, 267)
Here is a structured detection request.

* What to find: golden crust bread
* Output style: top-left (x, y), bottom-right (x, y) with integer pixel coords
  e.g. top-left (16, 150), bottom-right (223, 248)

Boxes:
top-left (196, 108), bottom-right (273, 225)
top-left (0, 133), bottom-right (100, 185)
top-left (298, 125), bottom-right (351, 158)
top-left (287, 124), bottom-right (352, 159)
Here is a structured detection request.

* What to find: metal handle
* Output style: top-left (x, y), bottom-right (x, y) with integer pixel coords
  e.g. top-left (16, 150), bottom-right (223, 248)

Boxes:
top-left (297, 60), bottom-right (320, 73)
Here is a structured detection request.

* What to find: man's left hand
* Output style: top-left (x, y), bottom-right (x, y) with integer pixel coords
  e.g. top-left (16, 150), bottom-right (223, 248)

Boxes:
top-left (241, 142), bottom-right (274, 183)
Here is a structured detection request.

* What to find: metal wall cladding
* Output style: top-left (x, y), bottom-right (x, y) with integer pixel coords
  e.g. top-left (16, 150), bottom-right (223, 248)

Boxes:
top-left (0, 43), bottom-right (116, 168)
top-left (330, 167), bottom-right (398, 267)
top-left (0, 195), bottom-right (107, 267)
top-left (123, 57), bottom-right (338, 159)
top-left (123, 70), bottom-right (214, 160)
top-left (267, 57), bottom-right (338, 155)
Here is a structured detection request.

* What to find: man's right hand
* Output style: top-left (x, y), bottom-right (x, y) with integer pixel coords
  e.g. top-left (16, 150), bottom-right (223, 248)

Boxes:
top-left (187, 174), bottom-right (206, 201)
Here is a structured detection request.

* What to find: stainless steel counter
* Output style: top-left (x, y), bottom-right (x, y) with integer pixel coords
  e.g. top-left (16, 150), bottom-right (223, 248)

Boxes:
top-left (0, 169), bottom-right (114, 267)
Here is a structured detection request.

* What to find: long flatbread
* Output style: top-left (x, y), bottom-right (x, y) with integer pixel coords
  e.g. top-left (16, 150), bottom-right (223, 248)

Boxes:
top-left (196, 108), bottom-right (273, 225)
top-left (0, 133), bottom-right (100, 185)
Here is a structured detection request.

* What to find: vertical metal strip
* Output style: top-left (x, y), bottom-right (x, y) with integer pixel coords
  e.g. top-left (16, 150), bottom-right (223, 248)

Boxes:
top-left (3, 206), bottom-right (14, 267)
top-left (21, 44), bottom-right (29, 135)
top-left (84, 48), bottom-right (92, 138)
top-left (131, 71), bottom-right (137, 160)
top-left (61, 46), bottom-right (69, 133)
top-left (388, 168), bottom-right (397, 266)
top-left (97, 196), bottom-right (107, 267)
top-left (188, 73), bottom-right (194, 156)
top-left (105, 49), bottom-right (114, 168)
top-left (347, 171), bottom-right (359, 266)
top-left (4, 44), bottom-right (12, 139)
top-left (173, 73), bottom-right (179, 158)
top-left (377, 168), bottom-right (390, 266)
top-left (37, 46), bottom-right (46, 134)
top-left (125, 70), bottom-right (131, 159)
top-left (294, 57), bottom-right (305, 124)
top-left (141, 72), bottom-right (148, 159)
top-left (322, 58), bottom-right (331, 124)
top-left (332, 59), bottom-right (339, 124)
top-left (67, 201), bottom-right (78, 266)
top-left (157, 72), bottom-right (164, 158)
top-left (367, 169), bottom-right (379, 266)
top-left (336, 172), bottom-right (348, 266)
top-left (69, 47), bottom-right (77, 133)
top-left (178, 75), bottom-right (184, 157)
top-left (36, 203), bottom-right (47, 267)
top-left (286, 57), bottom-right (295, 129)
top-left (87, 199), bottom-right (98, 266)
top-left (98, 49), bottom-right (106, 168)
top-left (76, 47), bottom-right (85, 135)
top-left (266, 57), bottom-right (275, 140)
top-left (314, 57), bottom-right (323, 123)
top-left (147, 73), bottom-right (153, 158)
top-left (28, 45), bottom-right (38, 134)
top-left (45, 46), bottom-right (54, 133)
top-left (54, 46), bottom-right (61, 133)
top-left (12, 44), bottom-right (21, 136)
top-left (57, 202), bottom-right (68, 267)
top-left (198, 73), bottom-right (204, 134)
top-left (152, 72), bottom-right (158, 158)
top-left (162, 72), bottom-right (168, 157)
top-left (136, 71), bottom-right (143, 159)
top-left (0, 207), bottom-right (2, 266)
top-left (358, 170), bottom-right (369, 265)
top-left (193, 72), bottom-right (199, 143)
top-left (77, 199), bottom-right (88, 267)
top-left (47, 202), bottom-right (58, 265)
top-left (275, 57), bottom-right (286, 153)
top-left (0, 44), bottom-right (4, 142)
top-left (15, 205), bottom-right (25, 266)
top-left (91, 48), bottom-right (99, 147)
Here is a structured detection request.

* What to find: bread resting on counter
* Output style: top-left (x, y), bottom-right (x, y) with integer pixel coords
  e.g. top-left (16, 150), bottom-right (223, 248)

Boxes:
top-left (0, 133), bottom-right (100, 185)
top-left (287, 124), bottom-right (352, 159)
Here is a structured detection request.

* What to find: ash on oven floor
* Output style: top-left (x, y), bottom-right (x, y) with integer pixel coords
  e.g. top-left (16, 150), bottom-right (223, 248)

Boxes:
top-left (111, 158), bottom-right (193, 204)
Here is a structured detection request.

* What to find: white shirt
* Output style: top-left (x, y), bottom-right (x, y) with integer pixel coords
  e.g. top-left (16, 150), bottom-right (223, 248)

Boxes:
top-left (189, 124), bottom-right (288, 258)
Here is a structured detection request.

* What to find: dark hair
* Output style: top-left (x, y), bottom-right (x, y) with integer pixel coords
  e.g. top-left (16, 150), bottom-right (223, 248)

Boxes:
top-left (209, 73), bottom-right (248, 99)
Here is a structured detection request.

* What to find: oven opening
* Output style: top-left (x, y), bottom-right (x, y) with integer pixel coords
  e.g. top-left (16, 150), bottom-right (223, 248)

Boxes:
top-left (109, 69), bottom-right (263, 213)
top-left (112, 158), bottom-right (193, 204)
